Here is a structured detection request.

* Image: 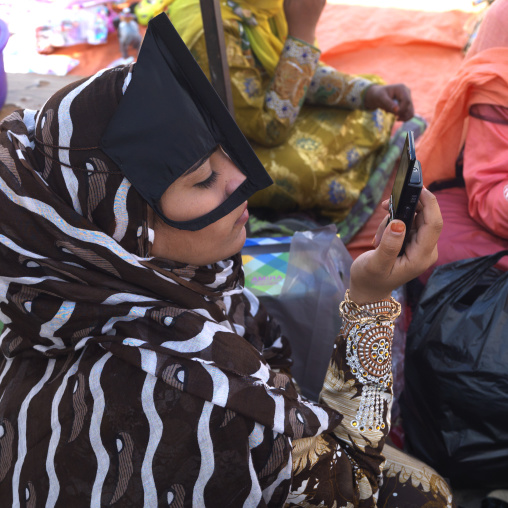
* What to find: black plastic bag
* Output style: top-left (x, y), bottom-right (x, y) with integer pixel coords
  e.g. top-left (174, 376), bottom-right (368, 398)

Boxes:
top-left (401, 250), bottom-right (508, 489)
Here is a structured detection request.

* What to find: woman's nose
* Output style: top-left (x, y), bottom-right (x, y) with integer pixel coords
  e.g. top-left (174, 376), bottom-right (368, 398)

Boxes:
top-left (225, 162), bottom-right (247, 196)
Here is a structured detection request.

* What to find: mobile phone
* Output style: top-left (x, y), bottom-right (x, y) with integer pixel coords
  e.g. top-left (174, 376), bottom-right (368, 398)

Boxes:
top-left (387, 131), bottom-right (422, 256)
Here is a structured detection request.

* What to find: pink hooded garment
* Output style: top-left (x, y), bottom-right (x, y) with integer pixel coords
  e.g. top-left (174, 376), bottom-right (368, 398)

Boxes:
top-left (417, 0), bottom-right (508, 276)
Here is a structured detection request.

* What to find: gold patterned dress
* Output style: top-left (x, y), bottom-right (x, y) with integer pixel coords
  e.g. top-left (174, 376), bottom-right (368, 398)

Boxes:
top-left (179, 12), bottom-right (394, 223)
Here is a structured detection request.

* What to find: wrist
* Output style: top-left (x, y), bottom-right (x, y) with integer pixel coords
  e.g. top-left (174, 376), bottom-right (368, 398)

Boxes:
top-left (340, 289), bottom-right (401, 324)
top-left (362, 83), bottom-right (380, 110)
top-left (287, 29), bottom-right (316, 46)
top-left (348, 287), bottom-right (391, 306)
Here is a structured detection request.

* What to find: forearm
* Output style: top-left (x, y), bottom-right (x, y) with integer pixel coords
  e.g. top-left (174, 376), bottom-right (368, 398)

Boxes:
top-left (193, 29), bottom-right (320, 147)
top-left (319, 291), bottom-right (400, 487)
top-left (305, 64), bottom-right (374, 109)
top-left (260, 36), bottom-right (321, 144)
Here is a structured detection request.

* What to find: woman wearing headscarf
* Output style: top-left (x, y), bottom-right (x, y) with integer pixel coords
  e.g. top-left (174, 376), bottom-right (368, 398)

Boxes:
top-left (166, 0), bottom-right (414, 228)
top-left (0, 14), bottom-right (452, 507)
top-left (417, 0), bottom-right (508, 278)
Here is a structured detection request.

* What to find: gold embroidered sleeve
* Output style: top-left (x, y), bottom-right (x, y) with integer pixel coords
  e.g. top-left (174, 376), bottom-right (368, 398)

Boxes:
top-left (264, 37), bottom-right (321, 136)
top-left (191, 28), bottom-right (320, 147)
top-left (285, 297), bottom-right (399, 504)
top-left (306, 64), bottom-right (374, 110)
top-left (320, 297), bottom-right (397, 451)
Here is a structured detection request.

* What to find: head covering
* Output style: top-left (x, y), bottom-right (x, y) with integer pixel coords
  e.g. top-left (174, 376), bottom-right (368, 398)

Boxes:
top-left (167, 0), bottom-right (287, 76)
top-left (102, 13), bottom-right (272, 231)
top-left (0, 26), bottom-right (339, 448)
top-left (466, 0), bottom-right (508, 59)
top-left (417, 0), bottom-right (508, 186)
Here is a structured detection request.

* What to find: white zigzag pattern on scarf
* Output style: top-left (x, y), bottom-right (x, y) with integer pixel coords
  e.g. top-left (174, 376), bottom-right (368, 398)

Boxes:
top-left (193, 401), bottom-right (214, 507)
top-left (244, 452), bottom-right (263, 507)
top-left (46, 351), bottom-right (85, 507)
top-left (112, 178), bottom-right (131, 242)
top-left (89, 351), bottom-right (112, 506)
top-left (0, 174), bottom-right (149, 268)
top-left (11, 359), bottom-right (56, 508)
top-left (141, 372), bottom-right (162, 507)
top-left (36, 300), bottom-right (75, 353)
top-left (57, 68), bottom-right (110, 215)
top-left (101, 306), bottom-right (153, 335)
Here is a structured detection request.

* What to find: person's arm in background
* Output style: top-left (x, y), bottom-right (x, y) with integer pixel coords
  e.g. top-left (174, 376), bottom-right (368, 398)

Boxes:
top-left (192, 25), bottom-right (320, 147)
top-left (286, 0), bottom-right (414, 120)
top-left (306, 71), bottom-right (414, 121)
top-left (232, 0), bottom-right (327, 147)
top-left (192, 0), bottom-right (326, 147)
top-left (463, 104), bottom-right (508, 238)
top-left (193, 0), bottom-right (413, 147)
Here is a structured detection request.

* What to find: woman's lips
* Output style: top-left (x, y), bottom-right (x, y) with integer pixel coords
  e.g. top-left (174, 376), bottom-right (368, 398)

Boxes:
top-left (236, 203), bottom-right (249, 225)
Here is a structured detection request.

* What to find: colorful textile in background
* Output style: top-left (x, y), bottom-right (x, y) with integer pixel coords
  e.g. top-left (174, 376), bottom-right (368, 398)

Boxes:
top-left (50, 3), bottom-right (472, 128)
top-left (242, 237), bottom-right (292, 296)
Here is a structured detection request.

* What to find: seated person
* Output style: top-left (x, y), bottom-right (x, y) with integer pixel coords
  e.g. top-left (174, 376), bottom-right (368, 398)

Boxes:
top-left (417, 0), bottom-right (508, 280)
top-left (167, 0), bottom-right (414, 230)
top-left (0, 14), bottom-right (452, 507)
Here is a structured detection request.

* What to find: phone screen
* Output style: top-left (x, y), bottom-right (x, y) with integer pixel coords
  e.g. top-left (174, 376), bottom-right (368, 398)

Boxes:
top-left (391, 139), bottom-right (410, 212)
top-left (388, 131), bottom-right (421, 256)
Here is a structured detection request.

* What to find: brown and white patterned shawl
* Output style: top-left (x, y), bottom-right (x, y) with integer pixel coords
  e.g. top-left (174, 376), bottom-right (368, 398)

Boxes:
top-left (0, 65), bottom-right (341, 505)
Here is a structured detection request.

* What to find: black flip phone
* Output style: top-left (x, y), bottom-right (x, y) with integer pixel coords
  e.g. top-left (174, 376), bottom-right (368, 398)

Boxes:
top-left (388, 131), bottom-right (422, 256)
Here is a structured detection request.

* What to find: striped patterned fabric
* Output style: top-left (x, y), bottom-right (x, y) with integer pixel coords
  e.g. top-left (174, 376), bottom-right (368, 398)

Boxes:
top-left (0, 65), bottom-right (342, 506)
top-left (0, 63), bottom-right (455, 507)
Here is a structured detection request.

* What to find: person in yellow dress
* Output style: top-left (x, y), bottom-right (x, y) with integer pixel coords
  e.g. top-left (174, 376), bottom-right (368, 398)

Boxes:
top-left (166, 0), bottom-right (414, 228)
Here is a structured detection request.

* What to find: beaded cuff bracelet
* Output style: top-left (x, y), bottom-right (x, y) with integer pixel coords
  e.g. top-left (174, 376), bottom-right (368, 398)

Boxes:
top-left (340, 289), bottom-right (401, 432)
top-left (339, 289), bottom-right (401, 325)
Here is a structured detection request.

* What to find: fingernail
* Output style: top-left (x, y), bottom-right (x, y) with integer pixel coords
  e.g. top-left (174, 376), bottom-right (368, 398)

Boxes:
top-left (390, 221), bottom-right (405, 234)
top-left (371, 235), bottom-right (376, 246)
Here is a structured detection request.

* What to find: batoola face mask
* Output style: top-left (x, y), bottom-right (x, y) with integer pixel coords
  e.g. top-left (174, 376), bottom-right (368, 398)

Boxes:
top-left (101, 13), bottom-right (272, 231)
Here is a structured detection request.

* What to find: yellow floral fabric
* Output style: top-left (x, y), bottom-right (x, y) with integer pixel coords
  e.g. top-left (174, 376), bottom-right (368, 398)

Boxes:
top-left (167, 0), bottom-right (287, 75)
top-left (176, 12), bottom-right (394, 220)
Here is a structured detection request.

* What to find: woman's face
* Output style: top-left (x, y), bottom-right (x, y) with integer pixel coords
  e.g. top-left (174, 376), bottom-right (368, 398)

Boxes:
top-left (150, 147), bottom-right (249, 265)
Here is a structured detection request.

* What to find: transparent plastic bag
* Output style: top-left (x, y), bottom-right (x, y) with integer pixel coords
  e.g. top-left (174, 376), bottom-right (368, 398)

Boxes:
top-left (259, 225), bottom-right (407, 412)
top-left (260, 225), bottom-right (352, 401)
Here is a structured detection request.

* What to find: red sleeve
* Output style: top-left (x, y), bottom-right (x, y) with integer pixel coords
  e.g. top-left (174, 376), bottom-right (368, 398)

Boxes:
top-left (463, 105), bottom-right (508, 239)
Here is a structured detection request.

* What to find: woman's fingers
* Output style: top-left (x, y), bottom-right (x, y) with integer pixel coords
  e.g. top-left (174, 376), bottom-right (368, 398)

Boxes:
top-left (410, 188), bottom-right (442, 253)
top-left (350, 219), bottom-right (406, 304)
top-left (374, 220), bottom-right (406, 271)
top-left (372, 213), bottom-right (390, 248)
top-left (390, 84), bottom-right (414, 120)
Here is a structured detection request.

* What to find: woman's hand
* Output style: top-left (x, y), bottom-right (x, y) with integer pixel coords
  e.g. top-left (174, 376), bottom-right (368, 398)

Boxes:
top-left (284, 0), bottom-right (327, 45)
top-left (349, 188), bottom-right (442, 304)
top-left (363, 84), bottom-right (414, 121)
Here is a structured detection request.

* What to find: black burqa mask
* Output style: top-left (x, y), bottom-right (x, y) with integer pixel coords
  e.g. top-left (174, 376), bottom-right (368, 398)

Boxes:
top-left (101, 13), bottom-right (272, 231)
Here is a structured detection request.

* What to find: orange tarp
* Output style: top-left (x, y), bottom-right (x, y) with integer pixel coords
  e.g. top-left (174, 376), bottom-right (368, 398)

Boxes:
top-left (313, 4), bottom-right (474, 257)
top-left (316, 3), bottom-right (473, 122)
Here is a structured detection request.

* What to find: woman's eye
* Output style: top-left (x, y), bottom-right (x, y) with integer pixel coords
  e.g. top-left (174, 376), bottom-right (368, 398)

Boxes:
top-left (195, 171), bottom-right (218, 189)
